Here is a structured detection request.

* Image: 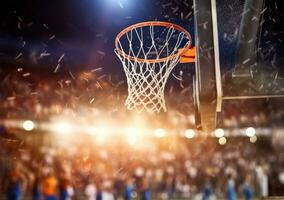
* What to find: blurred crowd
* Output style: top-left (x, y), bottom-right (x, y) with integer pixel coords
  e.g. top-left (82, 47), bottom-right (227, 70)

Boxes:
top-left (1, 70), bottom-right (284, 130)
top-left (0, 70), bottom-right (284, 200)
top-left (0, 131), bottom-right (283, 200)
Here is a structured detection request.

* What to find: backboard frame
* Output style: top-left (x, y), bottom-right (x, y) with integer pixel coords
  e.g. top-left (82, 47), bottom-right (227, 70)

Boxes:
top-left (193, 0), bottom-right (222, 132)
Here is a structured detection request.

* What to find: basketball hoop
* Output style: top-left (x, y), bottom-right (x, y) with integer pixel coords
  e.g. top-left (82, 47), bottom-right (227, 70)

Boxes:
top-left (115, 21), bottom-right (192, 113)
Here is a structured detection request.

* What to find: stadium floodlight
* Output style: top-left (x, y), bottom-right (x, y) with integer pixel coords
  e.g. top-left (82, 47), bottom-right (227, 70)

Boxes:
top-left (214, 128), bottom-right (225, 138)
top-left (246, 127), bottom-right (256, 137)
top-left (218, 137), bottom-right (227, 145)
top-left (23, 120), bottom-right (35, 131)
top-left (250, 135), bottom-right (257, 143)
top-left (154, 128), bottom-right (166, 138)
top-left (184, 129), bottom-right (195, 139)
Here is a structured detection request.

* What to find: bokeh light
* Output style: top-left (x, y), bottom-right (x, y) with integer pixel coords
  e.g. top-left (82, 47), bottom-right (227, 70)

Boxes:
top-left (184, 129), bottom-right (195, 139)
top-left (250, 135), bottom-right (257, 143)
top-left (23, 120), bottom-right (35, 131)
top-left (246, 127), bottom-right (256, 137)
top-left (154, 128), bottom-right (166, 138)
top-left (215, 128), bottom-right (225, 138)
top-left (218, 137), bottom-right (227, 145)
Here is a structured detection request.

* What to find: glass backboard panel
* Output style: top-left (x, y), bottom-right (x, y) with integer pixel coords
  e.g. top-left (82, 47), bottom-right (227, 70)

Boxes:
top-left (216, 0), bottom-right (284, 97)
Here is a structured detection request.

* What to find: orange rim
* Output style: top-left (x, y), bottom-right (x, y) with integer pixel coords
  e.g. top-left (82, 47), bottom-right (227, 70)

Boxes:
top-left (115, 21), bottom-right (192, 63)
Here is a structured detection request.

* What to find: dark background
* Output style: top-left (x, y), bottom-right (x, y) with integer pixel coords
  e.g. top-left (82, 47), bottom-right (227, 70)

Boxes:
top-left (0, 0), bottom-right (283, 76)
top-left (0, 0), bottom-right (194, 75)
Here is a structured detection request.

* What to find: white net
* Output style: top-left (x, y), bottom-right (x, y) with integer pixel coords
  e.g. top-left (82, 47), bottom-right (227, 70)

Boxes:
top-left (115, 22), bottom-right (191, 113)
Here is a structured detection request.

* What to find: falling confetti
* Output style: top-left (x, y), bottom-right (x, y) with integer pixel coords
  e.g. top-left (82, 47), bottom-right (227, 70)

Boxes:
top-left (54, 64), bottom-right (61, 73)
top-left (119, 1), bottom-right (124, 9)
top-left (40, 52), bottom-right (51, 58)
top-left (58, 54), bottom-right (65, 63)
top-left (15, 53), bottom-right (23, 60)
top-left (49, 35), bottom-right (56, 40)
top-left (97, 51), bottom-right (106, 57)
top-left (22, 73), bottom-right (31, 77)
top-left (91, 67), bottom-right (103, 73)
top-left (43, 24), bottom-right (49, 29)
top-left (90, 98), bottom-right (95, 104)
top-left (69, 71), bottom-right (76, 80)
top-left (242, 58), bottom-right (250, 65)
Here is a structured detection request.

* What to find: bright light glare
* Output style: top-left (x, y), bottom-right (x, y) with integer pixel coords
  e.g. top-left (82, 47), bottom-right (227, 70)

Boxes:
top-left (215, 128), bottom-right (225, 138)
top-left (246, 127), bottom-right (256, 137)
top-left (126, 127), bottom-right (139, 146)
top-left (250, 135), bottom-right (257, 143)
top-left (52, 121), bottom-right (72, 134)
top-left (127, 137), bottom-right (136, 146)
top-left (126, 127), bottom-right (139, 135)
top-left (154, 129), bottom-right (166, 138)
top-left (96, 134), bottom-right (106, 144)
top-left (103, 0), bottom-right (128, 9)
top-left (23, 120), bottom-right (34, 131)
top-left (184, 129), bottom-right (195, 139)
top-left (218, 137), bottom-right (227, 145)
top-left (87, 127), bottom-right (97, 136)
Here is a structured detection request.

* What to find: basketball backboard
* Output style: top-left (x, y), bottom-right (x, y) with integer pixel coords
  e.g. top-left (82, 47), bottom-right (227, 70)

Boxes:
top-left (193, 0), bottom-right (284, 132)
top-left (108, 0), bottom-right (284, 133)
top-left (192, 0), bottom-right (222, 132)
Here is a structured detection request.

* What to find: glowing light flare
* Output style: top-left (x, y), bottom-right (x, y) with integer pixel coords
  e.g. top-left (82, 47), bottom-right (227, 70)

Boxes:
top-left (154, 128), bottom-right (166, 138)
top-left (52, 121), bottom-right (73, 134)
top-left (125, 127), bottom-right (140, 146)
top-left (100, 0), bottom-right (129, 9)
top-left (96, 134), bottom-right (106, 144)
top-left (215, 128), bottom-right (225, 138)
top-left (184, 129), bottom-right (195, 139)
top-left (23, 120), bottom-right (35, 131)
top-left (87, 126), bottom-right (97, 136)
top-left (246, 127), bottom-right (256, 137)
top-left (218, 137), bottom-right (227, 145)
top-left (126, 127), bottom-right (139, 136)
top-left (188, 115), bottom-right (195, 125)
top-left (97, 126), bottom-right (111, 136)
top-left (127, 137), bottom-right (137, 146)
top-left (250, 135), bottom-right (257, 143)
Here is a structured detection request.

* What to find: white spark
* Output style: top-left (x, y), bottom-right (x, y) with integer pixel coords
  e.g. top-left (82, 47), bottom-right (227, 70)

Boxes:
top-left (43, 24), bottom-right (49, 29)
top-left (22, 73), bottom-right (30, 77)
top-left (91, 67), bottom-right (103, 73)
top-left (58, 54), bottom-right (65, 63)
top-left (15, 53), bottom-right (23, 60)
top-left (119, 1), bottom-right (124, 8)
top-left (49, 35), bottom-right (56, 40)
top-left (54, 64), bottom-right (61, 73)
